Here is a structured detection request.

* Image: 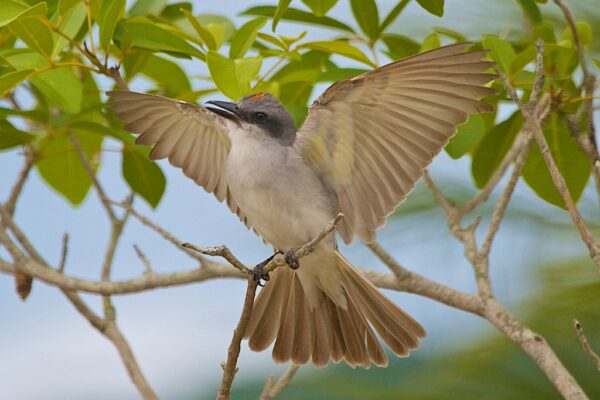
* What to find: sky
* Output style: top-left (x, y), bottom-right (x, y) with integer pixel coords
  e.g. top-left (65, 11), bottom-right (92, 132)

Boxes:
top-left (0, 1), bottom-right (597, 399)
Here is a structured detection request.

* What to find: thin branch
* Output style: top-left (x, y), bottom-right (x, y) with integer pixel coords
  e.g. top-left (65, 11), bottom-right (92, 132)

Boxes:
top-left (69, 133), bottom-right (117, 223)
top-left (182, 244), bottom-right (251, 275)
top-left (573, 319), bottom-right (600, 372)
top-left (133, 244), bottom-right (153, 273)
top-left (217, 278), bottom-right (258, 400)
top-left (58, 233), bottom-right (69, 273)
top-left (5, 151), bottom-right (33, 216)
top-left (259, 364), bottom-right (300, 400)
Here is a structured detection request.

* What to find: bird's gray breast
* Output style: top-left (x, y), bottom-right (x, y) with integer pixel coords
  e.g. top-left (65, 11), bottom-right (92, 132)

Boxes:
top-left (226, 129), bottom-right (336, 250)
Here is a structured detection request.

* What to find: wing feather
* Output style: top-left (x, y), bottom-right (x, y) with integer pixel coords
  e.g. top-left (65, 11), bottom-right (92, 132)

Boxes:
top-left (109, 91), bottom-right (247, 220)
top-left (295, 43), bottom-right (496, 243)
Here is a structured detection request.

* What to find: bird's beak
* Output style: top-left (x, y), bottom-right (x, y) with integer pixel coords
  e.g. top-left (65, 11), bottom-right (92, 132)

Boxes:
top-left (206, 100), bottom-right (244, 122)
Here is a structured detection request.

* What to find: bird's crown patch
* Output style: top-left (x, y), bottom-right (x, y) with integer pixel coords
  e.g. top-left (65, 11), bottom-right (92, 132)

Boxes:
top-left (249, 92), bottom-right (267, 100)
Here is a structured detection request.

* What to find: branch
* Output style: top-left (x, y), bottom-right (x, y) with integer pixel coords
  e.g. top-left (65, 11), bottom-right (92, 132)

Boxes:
top-left (495, 65), bottom-right (600, 271)
top-left (5, 150), bottom-right (33, 216)
top-left (259, 365), bottom-right (300, 400)
top-left (573, 319), bottom-right (600, 372)
top-left (217, 278), bottom-right (258, 400)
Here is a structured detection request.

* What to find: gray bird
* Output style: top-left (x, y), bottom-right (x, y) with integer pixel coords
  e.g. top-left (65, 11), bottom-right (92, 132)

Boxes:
top-left (109, 42), bottom-right (495, 368)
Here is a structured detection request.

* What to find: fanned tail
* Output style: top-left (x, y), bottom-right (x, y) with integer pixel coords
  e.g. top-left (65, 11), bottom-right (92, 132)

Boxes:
top-left (243, 251), bottom-right (426, 368)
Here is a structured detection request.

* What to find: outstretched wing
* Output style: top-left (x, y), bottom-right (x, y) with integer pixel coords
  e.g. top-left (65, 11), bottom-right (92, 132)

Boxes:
top-left (295, 43), bottom-right (496, 243)
top-left (108, 91), bottom-right (249, 226)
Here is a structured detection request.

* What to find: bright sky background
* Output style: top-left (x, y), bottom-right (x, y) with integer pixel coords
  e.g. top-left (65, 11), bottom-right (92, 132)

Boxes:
top-left (1, 1), bottom-right (597, 399)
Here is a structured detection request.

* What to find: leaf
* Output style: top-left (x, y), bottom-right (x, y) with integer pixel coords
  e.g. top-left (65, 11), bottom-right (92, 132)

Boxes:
top-left (229, 17), bottom-right (267, 59)
top-left (420, 32), bottom-right (440, 52)
top-left (382, 34), bottom-right (419, 60)
top-left (242, 6), bottom-right (354, 33)
top-left (272, 0), bottom-right (291, 31)
top-left (434, 27), bottom-right (467, 42)
top-left (445, 114), bottom-right (485, 159)
top-left (318, 67), bottom-right (367, 82)
top-left (207, 51), bottom-right (262, 100)
top-left (0, 1), bottom-right (46, 28)
top-left (300, 40), bottom-right (375, 67)
top-left (559, 21), bottom-right (592, 47)
top-left (516, 0), bottom-right (542, 24)
top-left (182, 9), bottom-right (217, 50)
top-left (379, 0), bottom-right (409, 34)
top-left (59, 0), bottom-right (81, 15)
top-left (33, 67), bottom-right (84, 114)
top-left (471, 111), bottom-right (523, 188)
top-left (482, 35), bottom-right (516, 74)
top-left (36, 130), bottom-right (103, 205)
top-left (350, 0), bottom-right (379, 41)
top-left (122, 150), bottom-right (166, 208)
top-left (99, 0), bottom-right (125, 50)
top-left (9, 16), bottom-right (55, 57)
top-left (129, 0), bottom-right (167, 16)
top-left (416, 0), bottom-right (444, 17)
top-left (302, 0), bottom-right (337, 17)
top-left (195, 15), bottom-right (235, 43)
top-left (0, 69), bottom-right (33, 96)
top-left (0, 122), bottom-right (34, 150)
top-left (52, 2), bottom-right (86, 56)
top-left (522, 114), bottom-right (591, 209)
top-left (139, 53), bottom-right (191, 94)
top-left (120, 18), bottom-right (205, 59)
top-left (160, 2), bottom-right (192, 20)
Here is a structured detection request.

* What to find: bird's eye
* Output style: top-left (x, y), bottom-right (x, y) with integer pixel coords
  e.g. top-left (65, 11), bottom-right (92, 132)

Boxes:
top-left (254, 112), bottom-right (267, 122)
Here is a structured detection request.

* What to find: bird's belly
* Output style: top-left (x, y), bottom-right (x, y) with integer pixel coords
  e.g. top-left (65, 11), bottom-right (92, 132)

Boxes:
top-left (227, 144), bottom-right (334, 250)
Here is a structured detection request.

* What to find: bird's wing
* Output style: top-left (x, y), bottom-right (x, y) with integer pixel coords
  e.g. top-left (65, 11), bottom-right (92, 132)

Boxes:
top-left (295, 43), bottom-right (496, 244)
top-left (108, 91), bottom-right (249, 226)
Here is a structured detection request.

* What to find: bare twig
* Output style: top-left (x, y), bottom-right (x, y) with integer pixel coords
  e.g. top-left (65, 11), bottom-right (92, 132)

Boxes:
top-left (217, 278), bottom-right (258, 400)
top-left (182, 244), bottom-right (251, 275)
top-left (133, 244), bottom-right (153, 273)
top-left (5, 151), bottom-right (33, 216)
top-left (259, 365), bottom-right (300, 400)
top-left (573, 319), bottom-right (600, 372)
top-left (58, 233), bottom-right (69, 273)
top-left (496, 65), bottom-right (600, 271)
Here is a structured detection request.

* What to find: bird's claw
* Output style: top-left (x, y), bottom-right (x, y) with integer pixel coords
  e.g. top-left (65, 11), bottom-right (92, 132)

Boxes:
top-left (284, 249), bottom-right (300, 270)
top-left (253, 251), bottom-right (282, 286)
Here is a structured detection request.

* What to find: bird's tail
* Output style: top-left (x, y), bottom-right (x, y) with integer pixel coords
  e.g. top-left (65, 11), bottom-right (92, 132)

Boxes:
top-left (243, 251), bottom-right (426, 368)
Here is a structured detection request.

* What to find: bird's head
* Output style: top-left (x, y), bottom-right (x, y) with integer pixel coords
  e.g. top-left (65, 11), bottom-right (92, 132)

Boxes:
top-left (206, 93), bottom-right (296, 145)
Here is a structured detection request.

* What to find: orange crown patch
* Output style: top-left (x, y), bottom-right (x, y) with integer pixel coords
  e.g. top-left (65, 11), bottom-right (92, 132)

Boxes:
top-left (249, 92), bottom-right (267, 100)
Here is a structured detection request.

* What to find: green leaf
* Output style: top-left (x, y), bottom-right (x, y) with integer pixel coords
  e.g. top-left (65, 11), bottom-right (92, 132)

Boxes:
top-left (272, 0), bottom-right (291, 31)
top-left (482, 35), bottom-right (516, 74)
top-left (472, 111), bottom-right (523, 188)
top-left (207, 51), bottom-right (262, 100)
top-left (160, 2), bottom-right (191, 20)
top-left (122, 150), bottom-right (166, 208)
top-left (350, 0), bottom-right (379, 41)
top-left (99, 0), bottom-right (125, 50)
top-left (59, 0), bottom-right (81, 15)
top-left (302, 0), bottom-right (337, 17)
top-left (182, 9), bottom-right (217, 50)
top-left (129, 0), bottom-right (167, 17)
top-left (52, 2), bottom-right (86, 56)
top-left (33, 67), bottom-right (83, 114)
top-left (242, 6), bottom-right (354, 33)
top-left (559, 21), bottom-right (592, 47)
top-left (516, 0), bottom-right (542, 24)
top-left (0, 121), bottom-right (34, 150)
top-left (522, 114), bottom-right (591, 209)
top-left (318, 67), bottom-right (367, 82)
top-left (379, 0), bottom-right (409, 34)
top-left (445, 114), bottom-right (485, 159)
top-left (416, 0), bottom-right (444, 17)
top-left (433, 27), bottom-right (467, 42)
top-left (195, 15), bottom-right (235, 43)
top-left (382, 34), bottom-right (419, 60)
top-left (420, 32), bottom-right (440, 52)
top-left (229, 17), bottom-right (267, 59)
top-left (0, 69), bottom-right (33, 96)
top-left (36, 130), bottom-right (103, 205)
top-left (300, 40), bottom-right (375, 67)
top-left (139, 53), bottom-right (191, 94)
top-left (0, 1), bottom-right (46, 28)
top-left (9, 16), bottom-right (55, 57)
top-left (120, 18), bottom-right (205, 59)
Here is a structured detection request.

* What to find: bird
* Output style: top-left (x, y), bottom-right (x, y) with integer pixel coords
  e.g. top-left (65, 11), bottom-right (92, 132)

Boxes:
top-left (108, 42), bottom-right (496, 369)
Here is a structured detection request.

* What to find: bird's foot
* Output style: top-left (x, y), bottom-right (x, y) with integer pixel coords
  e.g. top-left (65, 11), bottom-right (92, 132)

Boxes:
top-left (284, 249), bottom-right (300, 270)
top-left (253, 251), bottom-right (282, 286)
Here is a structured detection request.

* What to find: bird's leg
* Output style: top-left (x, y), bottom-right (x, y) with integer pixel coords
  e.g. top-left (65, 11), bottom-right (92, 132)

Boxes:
top-left (284, 249), bottom-right (300, 270)
top-left (253, 251), bottom-right (282, 285)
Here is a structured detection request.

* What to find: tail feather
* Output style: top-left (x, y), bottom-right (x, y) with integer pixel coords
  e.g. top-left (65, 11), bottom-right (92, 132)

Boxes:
top-left (244, 251), bottom-right (426, 368)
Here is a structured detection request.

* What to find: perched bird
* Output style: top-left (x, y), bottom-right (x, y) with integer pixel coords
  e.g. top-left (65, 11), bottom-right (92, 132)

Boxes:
top-left (109, 42), bottom-right (496, 368)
